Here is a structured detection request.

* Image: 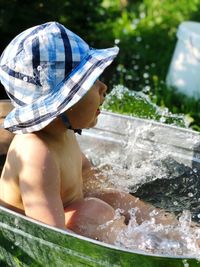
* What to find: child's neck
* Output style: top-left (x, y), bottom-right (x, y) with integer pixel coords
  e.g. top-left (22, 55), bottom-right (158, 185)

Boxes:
top-left (41, 118), bottom-right (69, 140)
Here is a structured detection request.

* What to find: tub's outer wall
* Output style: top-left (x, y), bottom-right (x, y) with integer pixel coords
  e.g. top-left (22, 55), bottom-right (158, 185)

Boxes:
top-left (78, 111), bottom-right (200, 168)
top-left (0, 206), bottom-right (198, 267)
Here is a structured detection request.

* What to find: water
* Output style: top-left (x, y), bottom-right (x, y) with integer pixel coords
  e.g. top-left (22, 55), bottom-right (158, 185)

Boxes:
top-left (114, 209), bottom-right (200, 256)
top-left (83, 118), bottom-right (200, 257)
top-left (103, 85), bottom-right (187, 128)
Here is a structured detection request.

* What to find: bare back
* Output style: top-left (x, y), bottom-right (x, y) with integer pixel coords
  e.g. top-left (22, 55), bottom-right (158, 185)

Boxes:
top-left (0, 127), bottom-right (83, 227)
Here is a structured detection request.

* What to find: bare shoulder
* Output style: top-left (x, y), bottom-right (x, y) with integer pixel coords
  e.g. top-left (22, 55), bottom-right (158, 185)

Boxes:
top-left (10, 133), bottom-right (59, 179)
top-left (11, 133), bottom-right (48, 159)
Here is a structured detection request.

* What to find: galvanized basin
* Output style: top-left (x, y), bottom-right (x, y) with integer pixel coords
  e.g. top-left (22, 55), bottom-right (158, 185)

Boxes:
top-left (0, 109), bottom-right (200, 266)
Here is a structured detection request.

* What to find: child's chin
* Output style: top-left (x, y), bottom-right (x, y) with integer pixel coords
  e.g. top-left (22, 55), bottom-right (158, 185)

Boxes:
top-left (87, 118), bottom-right (98, 129)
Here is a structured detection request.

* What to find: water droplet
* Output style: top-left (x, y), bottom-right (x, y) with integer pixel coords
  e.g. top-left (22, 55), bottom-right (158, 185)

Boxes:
top-left (143, 85), bottom-right (150, 92)
top-left (193, 168), bottom-right (197, 173)
top-left (182, 259), bottom-right (189, 267)
top-left (149, 209), bottom-right (159, 217)
top-left (37, 65), bottom-right (42, 71)
top-left (23, 76), bottom-right (28, 82)
top-left (188, 192), bottom-right (193, 197)
top-left (160, 117), bottom-right (166, 123)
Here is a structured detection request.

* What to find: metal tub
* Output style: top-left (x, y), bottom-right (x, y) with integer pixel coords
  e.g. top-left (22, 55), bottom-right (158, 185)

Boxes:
top-left (0, 110), bottom-right (200, 266)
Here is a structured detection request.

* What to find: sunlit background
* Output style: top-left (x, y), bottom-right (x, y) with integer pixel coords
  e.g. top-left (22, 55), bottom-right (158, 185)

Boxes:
top-left (1, 0), bottom-right (200, 130)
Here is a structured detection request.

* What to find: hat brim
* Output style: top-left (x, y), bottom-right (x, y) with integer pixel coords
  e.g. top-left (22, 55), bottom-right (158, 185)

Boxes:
top-left (3, 46), bottom-right (119, 133)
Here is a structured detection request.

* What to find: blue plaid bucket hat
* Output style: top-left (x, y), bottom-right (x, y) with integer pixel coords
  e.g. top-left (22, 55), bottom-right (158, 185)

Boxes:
top-left (0, 22), bottom-right (119, 133)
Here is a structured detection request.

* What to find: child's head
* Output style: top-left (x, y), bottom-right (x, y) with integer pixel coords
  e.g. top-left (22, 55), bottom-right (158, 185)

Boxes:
top-left (65, 79), bottom-right (108, 130)
top-left (0, 22), bottom-right (119, 133)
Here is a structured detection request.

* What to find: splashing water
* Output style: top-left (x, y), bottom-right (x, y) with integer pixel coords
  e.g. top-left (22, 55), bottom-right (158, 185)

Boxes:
top-left (114, 209), bottom-right (200, 256)
top-left (103, 85), bottom-right (187, 127)
top-left (86, 162), bottom-right (200, 255)
top-left (82, 109), bottom-right (200, 257)
top-left (97, 207), bottom-right (200, 256)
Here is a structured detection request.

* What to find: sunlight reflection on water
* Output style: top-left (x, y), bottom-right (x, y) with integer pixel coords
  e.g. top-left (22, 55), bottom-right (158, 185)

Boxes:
top-left (82, 117), bottom-right (200, 257)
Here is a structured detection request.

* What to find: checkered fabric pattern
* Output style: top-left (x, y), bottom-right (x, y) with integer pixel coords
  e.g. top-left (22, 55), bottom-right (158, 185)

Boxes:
top-left (0, 22), bottom-right (119, 133)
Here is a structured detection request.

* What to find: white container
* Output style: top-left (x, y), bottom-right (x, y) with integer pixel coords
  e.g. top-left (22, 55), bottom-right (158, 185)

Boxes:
top-left (166, 21), bottom-right (200, 99)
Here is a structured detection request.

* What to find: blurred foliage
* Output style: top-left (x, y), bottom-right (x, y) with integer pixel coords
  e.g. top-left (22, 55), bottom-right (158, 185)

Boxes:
top-left (0, 0), bottom-right (110, 49)
top-left (102, 0), bottom-right (200, 130)
top-left (1, 0), bottom-right (200, 130)
top-left (2, 0), bottom-right (200, 90)
top-left (107, 0), bottom-right (200, 88)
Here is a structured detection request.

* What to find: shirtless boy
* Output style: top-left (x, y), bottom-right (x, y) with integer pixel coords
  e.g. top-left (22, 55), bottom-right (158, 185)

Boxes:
top-left (0, 22), bottom-right (177, 244)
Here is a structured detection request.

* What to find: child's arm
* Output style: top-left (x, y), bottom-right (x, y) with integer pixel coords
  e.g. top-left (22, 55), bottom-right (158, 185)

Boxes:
top-left (82, 152), bottom-right (114, 194)
top-left (18, 137), bottom-right (65, 229)
top-left (81, 152), bottom-right (178, 225)
top-left (82, 152), bottom-right (93, 178)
